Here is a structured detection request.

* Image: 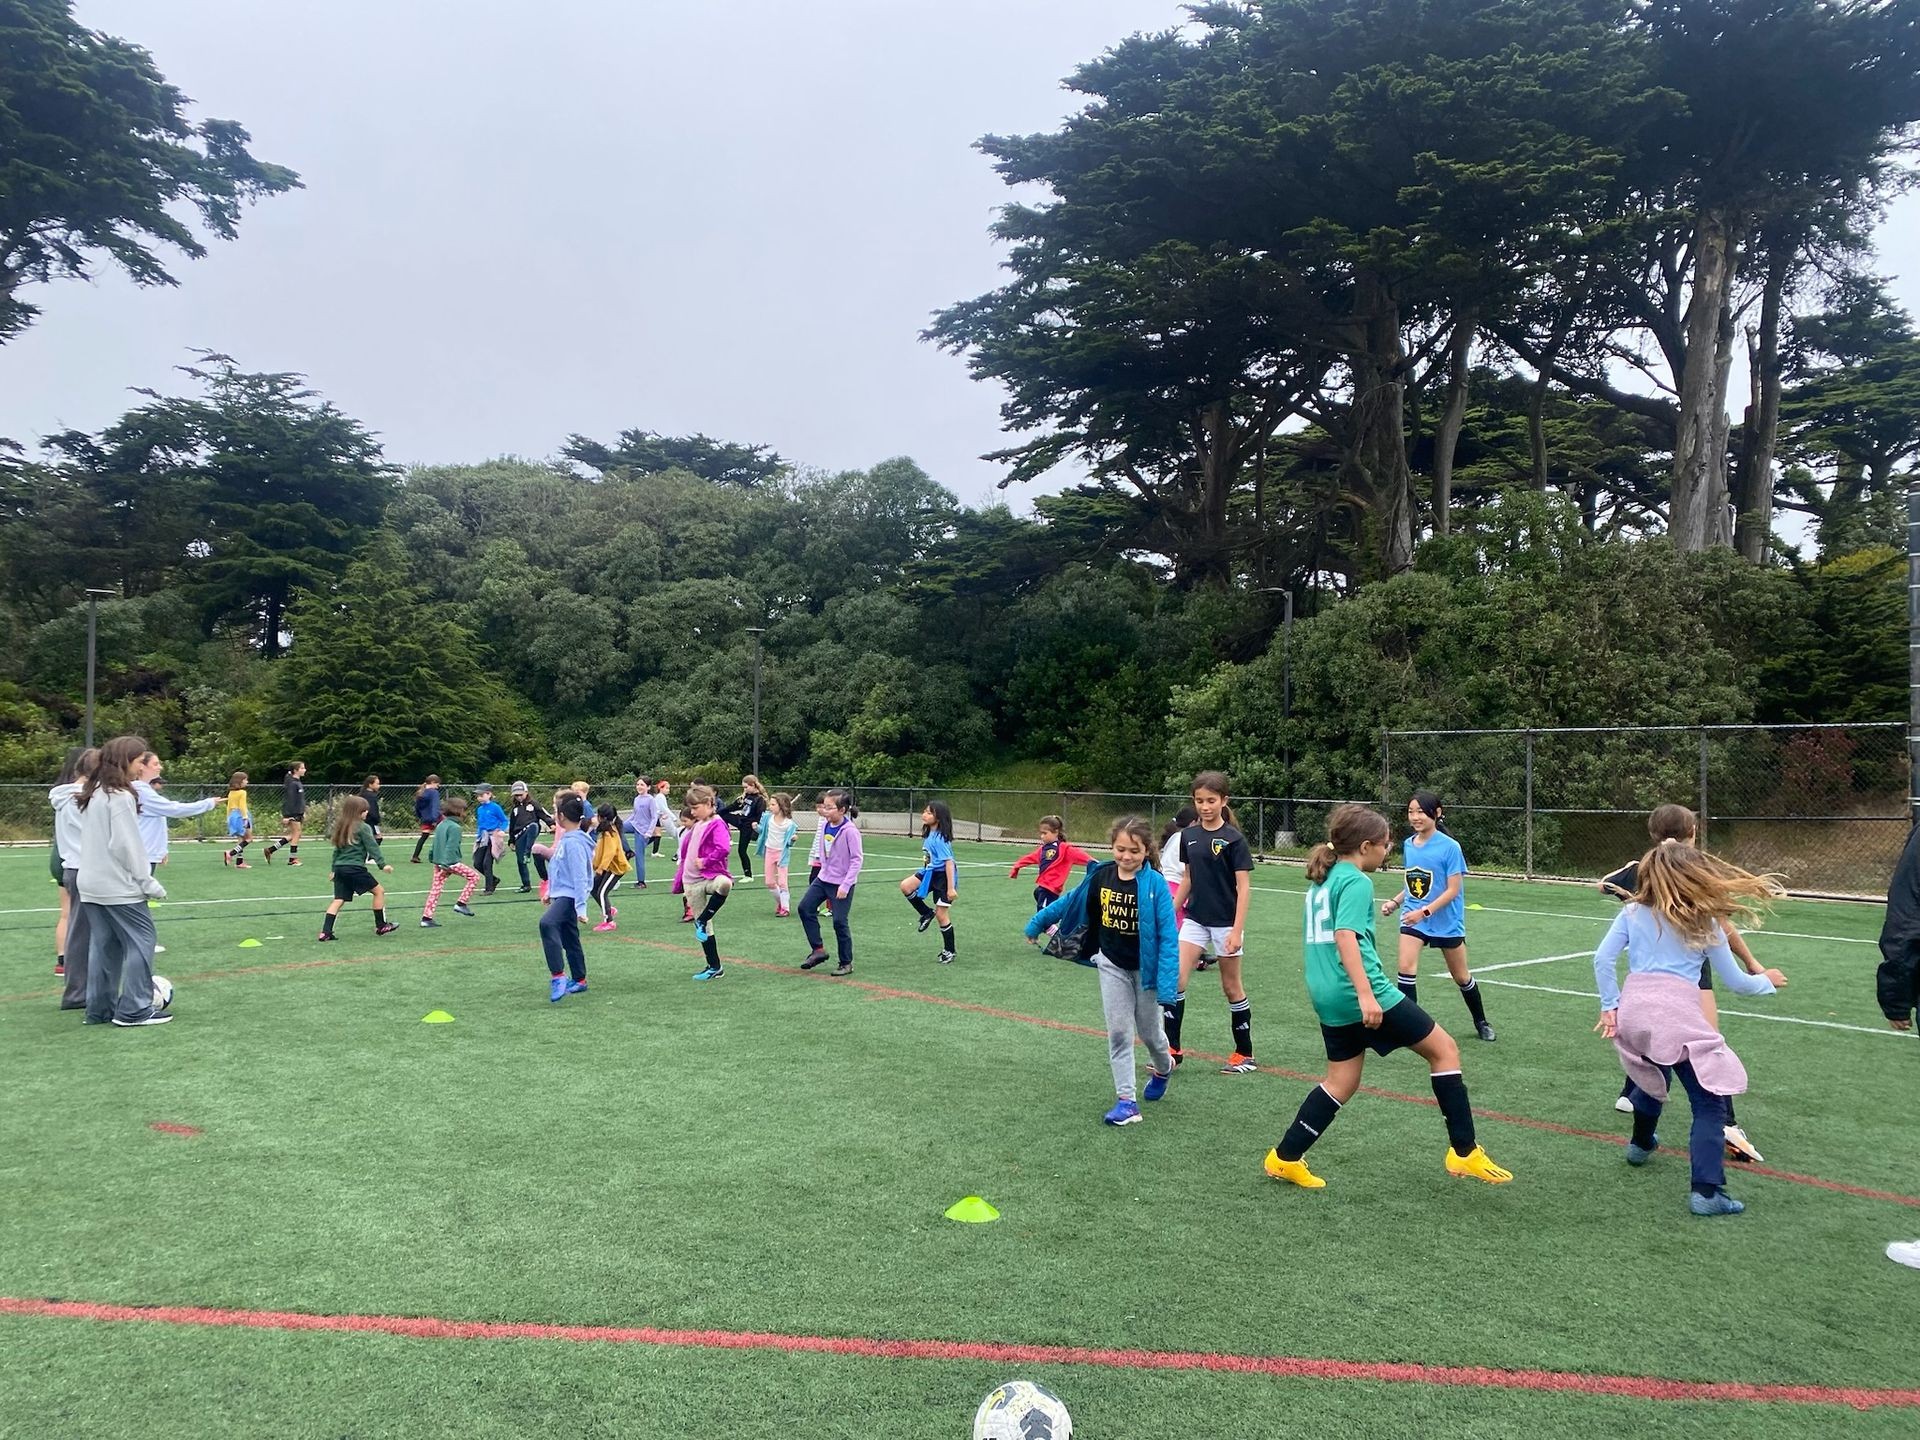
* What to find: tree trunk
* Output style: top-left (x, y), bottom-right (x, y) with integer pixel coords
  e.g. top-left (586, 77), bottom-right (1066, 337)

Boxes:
top-left (1194, 401), bottom-right (1237, 584)
top-left (1345, 269), bottom-right (1416, 576)
top-left (1733, 247), bottom-right (1789, 563)
top-left (1431, 313), bottom-right (1475, 536)
top-left (1671, 208), bottom-right (1742, 550)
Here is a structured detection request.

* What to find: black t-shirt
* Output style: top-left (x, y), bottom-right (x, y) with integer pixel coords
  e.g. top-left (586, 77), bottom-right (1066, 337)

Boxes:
top-left (1601, 860), bottom-right (1639, 902)
top-left (509, 800), bottom-right (551, 838)
top-left (358, 786), bottom-right (383, 828)
top-left (282, 774), bottom-right (306, 818)
top-left (1179, 823), bottom-right (1253, 926)
top-left (1082, 863), bottom-right (1142, 971)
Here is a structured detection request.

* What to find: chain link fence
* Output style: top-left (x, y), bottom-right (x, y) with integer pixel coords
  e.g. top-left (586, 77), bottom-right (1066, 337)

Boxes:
top-left (1382, 723), bottom-right (1909, 898)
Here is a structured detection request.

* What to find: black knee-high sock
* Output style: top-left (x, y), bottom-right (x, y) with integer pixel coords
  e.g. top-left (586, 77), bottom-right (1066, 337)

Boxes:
top-left (696, 889), bottom-right (730, 926)
top-left (289, 843), bottom-right (299, 859)
top-left (1397, 974), bottom-right (1418, 1004)
top-left (700, 934), bottom-right (721, 970)
top-left (1431, 1071), bottom-right (1475, 1154)
top-left (907, 894), bottom-right (934, 920)
top-left (939, 923), bottom-right (955, 954)
top-left (1630, 1105), bottom-right (1659, 1150)
top-left (1162, 993), bottom-right (1186, 1058)
top-left (1229, 997), bottom-right (1253, 1057)
top-left (1456, 977), bottom-right (1488, 1026)
top-left (373, 907), bottom-right (387, 928)
top-left (320, 911), bottom-right (337, 936)
top-left (1278, 1085), bottom-right (1342, 1161)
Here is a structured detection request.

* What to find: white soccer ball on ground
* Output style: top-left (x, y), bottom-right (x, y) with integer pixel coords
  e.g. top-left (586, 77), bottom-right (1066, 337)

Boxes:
top-left (972, 1380), bottom-right (1072, 1439)
top-left (151, 975), bottom-right (173, 1011)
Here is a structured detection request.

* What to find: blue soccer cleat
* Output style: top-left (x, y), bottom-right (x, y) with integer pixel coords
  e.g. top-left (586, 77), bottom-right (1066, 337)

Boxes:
top-left (548, 975), bottom-right (568, 1003)
top-left (693, 921), bottom-right (711, 943)
top-left (566, 980), bottom-right (587, 995)
top-left (1689, 1191), bottom-right (1745, 1217)
top-left (1625, 1135), bottom-right (1660, 1166)
top-left (1143, 1070), bottom-right (1171, 1102)
top-left (1103, 1099), bottom-right (1142, 1126)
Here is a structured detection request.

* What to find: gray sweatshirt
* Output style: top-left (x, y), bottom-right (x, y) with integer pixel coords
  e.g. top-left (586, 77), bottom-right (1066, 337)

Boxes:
top-left (77, 788), bottom-right (168, 906)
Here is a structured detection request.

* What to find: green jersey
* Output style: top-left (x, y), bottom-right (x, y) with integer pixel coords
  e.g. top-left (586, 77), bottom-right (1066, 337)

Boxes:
top-left (331, 822), bottom-right (387, 872)
top-left (1303, 860), bottom-right (1403, 1027)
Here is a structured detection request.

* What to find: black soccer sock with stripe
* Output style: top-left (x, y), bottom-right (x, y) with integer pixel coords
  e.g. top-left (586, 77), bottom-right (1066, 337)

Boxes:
top-left (939, 923), bottom-right (955, 955)
top-left (289, 843), bottom-right (298, 860)
top-left (907, 894), bottom-right (935, 921)
top-left (1431, 1070), bottom-right (1476, 1154)
top-left (1229, 997), bottom-right (1253, 1057)
top-left (700, 935), bottom-right (721, 971)
top-left (1279, 1085), bottom-right (1342, 1162)
top-left (1397, 974), bottom-right (1418, 1004)
top-left (1162, 994), bottom-right (1186, 1060)
top-left (1457, 977), bottom-right (1488, 1026)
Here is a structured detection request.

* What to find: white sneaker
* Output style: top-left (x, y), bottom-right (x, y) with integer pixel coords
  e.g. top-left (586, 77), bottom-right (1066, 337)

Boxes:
top-left (1723, 1124), bottom-right (1764, 1164)
top-left (154, 945), bottom-right (167, 954)
top-left (1613, 1095), bottom-right (1634, 1114)
top-left (1886, 1239), bottom-right (1920, 1270)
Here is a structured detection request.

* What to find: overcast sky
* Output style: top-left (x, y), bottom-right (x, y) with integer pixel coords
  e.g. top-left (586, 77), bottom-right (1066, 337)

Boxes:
top-left (3, 0), bottom-right (1917, 511)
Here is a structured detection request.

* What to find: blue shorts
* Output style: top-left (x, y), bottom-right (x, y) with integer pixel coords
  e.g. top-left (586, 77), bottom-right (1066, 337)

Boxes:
top-left (227, 812), bottom-right (249, 837)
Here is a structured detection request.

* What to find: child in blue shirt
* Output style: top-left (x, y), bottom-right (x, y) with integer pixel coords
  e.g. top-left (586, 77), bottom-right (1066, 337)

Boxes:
top-left (472, 784), bottom-right (510, 896)
top-left (1379, 790), bottom-right (1494, 1042)
top-left (900, 801), bottom-right (958, 963)
top-left (541, 795), bottom-right (594, 1003)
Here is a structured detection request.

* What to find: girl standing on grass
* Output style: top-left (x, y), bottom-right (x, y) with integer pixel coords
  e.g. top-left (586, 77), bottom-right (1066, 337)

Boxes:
top-left (411, 775), bottom-right (443, 863)
top-left (49, 747), bottom-right (99, 1007)
top-left (799, 789), bottom-right (863, 977)
top-left (1026, 816), bottom-right (1179, 1126)
top-left (1266, 804), bottom-right (1513, 1189)
top-left (723, 775), bottom-right (769, 879)
top-left (1599, 804), bottom-right (1776, 1165)
top-left (319, 796), bottom-right (397, 942)
top-left (1379, 792), bottom-right (1495, 1043)
top-left (221, 771), bottom-right (253, 868)
top-left (590, 802), bottom-right (632, 932)
top-left (675, 784), bottom-right (736, 981)
top-left (1594, 843), bottom-right (1786, 1217)
top-left (623, 777), bottom-right (657, 888)
top-left (74, 736), bottom-right (175, 1027)
top-left (1009, 816), bottom-right (1095, 912)
top-left (765, 794), bottom-right (799, 917)
top-left (902, 801), bottom-right (960, 963)
top-left (420, 796), bottom-right (481, 927)
top-left (1168, 771), bottom-right (1257, 1073)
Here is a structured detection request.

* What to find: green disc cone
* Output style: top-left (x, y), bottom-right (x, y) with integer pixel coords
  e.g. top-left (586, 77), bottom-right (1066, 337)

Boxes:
top-left (944, 1195), bottom-right (999, 1223)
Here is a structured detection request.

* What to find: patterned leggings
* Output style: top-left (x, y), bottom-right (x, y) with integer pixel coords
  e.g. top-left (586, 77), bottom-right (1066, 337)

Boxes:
top-left (425, 864), bottom-right (480, 917)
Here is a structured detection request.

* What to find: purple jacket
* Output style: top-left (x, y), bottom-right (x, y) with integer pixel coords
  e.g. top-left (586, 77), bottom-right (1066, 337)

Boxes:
top-left (673, 816), bottom-right (734, 889)
top-left (816, 819), bottom-right (864, 888)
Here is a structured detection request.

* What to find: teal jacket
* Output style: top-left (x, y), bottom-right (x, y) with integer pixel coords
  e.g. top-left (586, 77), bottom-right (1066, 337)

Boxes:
top-left (1026, 861), bottom-right (1180, 998)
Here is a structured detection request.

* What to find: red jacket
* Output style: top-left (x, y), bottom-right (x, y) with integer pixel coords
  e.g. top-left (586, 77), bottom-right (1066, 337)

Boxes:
top-left (1010, 840), bottom-right (1095, 895)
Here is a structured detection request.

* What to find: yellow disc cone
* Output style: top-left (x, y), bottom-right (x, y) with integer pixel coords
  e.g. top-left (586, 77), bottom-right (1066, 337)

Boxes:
top-left (944, 1196), bottom-right (999, 1223)
top-left (421, 1011), bottom-right (456, 1024)
top-left (237, 938), bottom-right (263, 948)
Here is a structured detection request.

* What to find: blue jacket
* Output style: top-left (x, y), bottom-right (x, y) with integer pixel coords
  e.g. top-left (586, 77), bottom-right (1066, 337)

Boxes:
top-left (414, 787), bottom-right (441, 824)
top-left (474, 800), bottom-right (508, 835)
top-left (1026, 862), bottom-right (1179, 999)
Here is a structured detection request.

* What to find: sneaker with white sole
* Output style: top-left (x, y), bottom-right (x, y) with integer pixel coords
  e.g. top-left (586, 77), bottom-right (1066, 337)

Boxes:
top-left (1723, 1124), bottom-right (1764, 1164)
top-left (1885, 1239), bottom-right (1920, 1269)
top-left (111, 1011), bottom-right (174, 1027)
top-left (1102, 1098), bottom-right (1142, 1126)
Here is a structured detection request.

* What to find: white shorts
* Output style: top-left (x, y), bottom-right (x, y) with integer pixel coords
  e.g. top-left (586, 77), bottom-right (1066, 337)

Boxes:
top-left (1179, 920), bottom-right (1240, 958)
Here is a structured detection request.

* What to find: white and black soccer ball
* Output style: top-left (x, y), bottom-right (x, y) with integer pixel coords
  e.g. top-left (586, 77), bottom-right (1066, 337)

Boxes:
top-left (972, 1380), bottom-right (1071, 1440)
top-left (151, 975), bottom-right (173, 1011)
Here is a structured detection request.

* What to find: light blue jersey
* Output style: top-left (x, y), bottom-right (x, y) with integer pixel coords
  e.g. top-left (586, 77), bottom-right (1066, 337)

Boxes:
top-left (917, 830), bottom-right (955, 898)
top-left (1400, 830), bottom-right (1467, 938)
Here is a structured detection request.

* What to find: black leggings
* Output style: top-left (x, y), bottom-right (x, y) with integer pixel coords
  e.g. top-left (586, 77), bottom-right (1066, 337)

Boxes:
top-left (591, 871), bottom-right (622, 919)
top-left (513, 827), bottom-right (549, 888)
top-left (735, 823), bottom-right (754, 878)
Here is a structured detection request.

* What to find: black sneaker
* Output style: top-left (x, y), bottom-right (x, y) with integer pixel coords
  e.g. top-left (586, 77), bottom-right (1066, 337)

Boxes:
top-left (917, 913), bottom-right (933, 933)
top-left (1476, 1021), bottom-right (1497, 1042)
top-left (517, 885), bottom-right (532, 893)
top-left (799, 950), bottom-right (829, 971)
top-left (830, 962), bottom-right (853, 977)
top-left (420, 917), bottom-right (440, 928)
top-left (937, 950), bottom-right (955, 965)
top-left (111, 1011), bottom-right (174, 1027)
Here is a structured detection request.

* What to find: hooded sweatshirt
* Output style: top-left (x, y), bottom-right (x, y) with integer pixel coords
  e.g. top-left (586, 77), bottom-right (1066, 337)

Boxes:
top-left (77, 787), bottom-right (168, 905)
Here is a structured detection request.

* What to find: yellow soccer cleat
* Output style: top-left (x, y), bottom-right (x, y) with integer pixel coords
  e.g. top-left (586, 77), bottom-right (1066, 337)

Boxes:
top-left (1446, 1145), bottom-right (1514, 1183)
top-left (1263, 1148), bottom-right (1326, 1189)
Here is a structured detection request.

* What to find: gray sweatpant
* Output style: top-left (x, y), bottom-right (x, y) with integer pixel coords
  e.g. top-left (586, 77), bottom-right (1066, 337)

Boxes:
top-left (1097, 954), bottom-right (1172, 1101)
top-left (82, 901), bottom-right (159, 1024)
top-left (61, 869), bottom-right (90, 1010)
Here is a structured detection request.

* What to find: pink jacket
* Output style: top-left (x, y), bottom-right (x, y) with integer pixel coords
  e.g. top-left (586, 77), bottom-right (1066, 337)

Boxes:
top-left (1612, 972), bottom-right (1749, 1100)
top-left (673, 816), bottom-right (734, 891)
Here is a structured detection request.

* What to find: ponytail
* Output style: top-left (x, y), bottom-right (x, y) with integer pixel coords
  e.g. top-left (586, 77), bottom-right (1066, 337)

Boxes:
top-left (1304, 842), bottom-right (1339, 886)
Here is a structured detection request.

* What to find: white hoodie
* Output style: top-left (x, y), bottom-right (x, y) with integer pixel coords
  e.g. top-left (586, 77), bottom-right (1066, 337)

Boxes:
top-left (132, 779), bottom-right (218, 863)
top-left (50, 781), bottom-right (83, 865)
top-left (77, 787), bottom-right (168, 906)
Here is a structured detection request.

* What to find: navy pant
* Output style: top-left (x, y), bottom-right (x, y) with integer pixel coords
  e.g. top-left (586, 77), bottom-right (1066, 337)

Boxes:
top-left (513, 827), bottom-right (549, 888)
top-left (798, 880), bottom-right (855, 967)
top-left (1628, 1059), bottom-right (1727, 1192)
top-left (539, 897), bottom-right (586, 981)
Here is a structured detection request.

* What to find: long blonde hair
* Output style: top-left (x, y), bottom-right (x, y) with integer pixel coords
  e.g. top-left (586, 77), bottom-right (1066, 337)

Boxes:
top-left (1634, 843), bottom-right (1780, 944)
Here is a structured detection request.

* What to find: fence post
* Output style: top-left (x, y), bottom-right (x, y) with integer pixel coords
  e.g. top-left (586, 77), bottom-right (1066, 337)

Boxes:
top-left (1698, 729), bottom-right (1710, 847)
top-left (1257, 798), bottom-right (1267, 858)
top-left (976, 789), bottom-right (985, 843)
top-left (906, 786), bottom-right (915, 843)
top-left (1523, 730), bottom-right (1535, 879)
top-left (1380, 730), bottom-right (1391, 806)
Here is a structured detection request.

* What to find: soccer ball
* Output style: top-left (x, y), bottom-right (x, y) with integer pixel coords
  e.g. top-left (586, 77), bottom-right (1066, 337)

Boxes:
top-left (151, 975), bottom-right (173, 1011)
top-left (972, 1380), bottom-right (1072, 1439)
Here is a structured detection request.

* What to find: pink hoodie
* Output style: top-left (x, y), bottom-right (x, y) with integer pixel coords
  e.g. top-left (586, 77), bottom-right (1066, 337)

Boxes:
top-left (673, 815), bottom-right (734, 890)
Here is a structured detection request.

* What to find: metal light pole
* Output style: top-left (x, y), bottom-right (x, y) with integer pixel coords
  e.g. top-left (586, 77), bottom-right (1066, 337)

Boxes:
top-left (1909, 481), bottom-right (1919, 825)
top-left (746, 627), bottom-right (766, 776)
top-left (83, 587), bottom-right (115, 748)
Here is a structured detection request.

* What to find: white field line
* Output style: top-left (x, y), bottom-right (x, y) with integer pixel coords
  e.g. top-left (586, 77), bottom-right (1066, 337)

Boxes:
top-left (1474, 976), bottom-right (1904, 1038)
top-left (1456, 951), bottom-right (1592, 973)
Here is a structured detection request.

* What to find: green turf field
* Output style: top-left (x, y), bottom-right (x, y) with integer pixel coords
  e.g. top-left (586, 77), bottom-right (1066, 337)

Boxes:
top-left (3, 836), bottom-right (1917, 1438)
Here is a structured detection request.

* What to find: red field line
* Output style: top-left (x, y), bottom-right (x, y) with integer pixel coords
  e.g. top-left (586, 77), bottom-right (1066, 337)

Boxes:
top-left (1, 1296), bottom-right (1913, 1411)
top-left (617, 937), bottom-right (1920, 1211)
top-left (148, 1122), bottom-right (202, 1137)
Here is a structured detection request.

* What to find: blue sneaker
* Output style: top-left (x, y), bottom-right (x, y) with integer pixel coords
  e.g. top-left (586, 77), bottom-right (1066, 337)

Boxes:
top-left (692, 966), bottom-right (723, 982)
top-left (693, 921), bottom-right (711, 943)
top-left (1103, 1099), bottom-right (1142, 1126)
top-left (548, 975), bottom-right (568, 1003)
top-left (1143, 1070), bottom-right (1171, 1102)
top-left (1689, 1191), bottom-right (1745, 1217)
top-left (1625, 1135), bottom-right (1659, 1166)
top-left (566, 980), bottom-right (588, 995)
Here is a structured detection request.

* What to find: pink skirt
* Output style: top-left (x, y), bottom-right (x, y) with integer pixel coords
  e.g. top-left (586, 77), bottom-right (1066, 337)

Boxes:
top-left (1612, 971), bottom-right (1748, 1101)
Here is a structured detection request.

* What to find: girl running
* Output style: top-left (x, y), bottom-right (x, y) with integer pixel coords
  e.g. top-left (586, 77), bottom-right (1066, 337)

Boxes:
top-left (590, 801), bottom-right (632, 931)
top-left (221, 770), bottom-right (253, 868)
top-left (261, 761), bottom-right (308, 865)
top-left (411, 775), bottom-right (443, 863)
top-left (765, 794), bottom-right (799, 916)
top-left (1594, 842), bottom-right (1786, 1216)
top-left (1009, 816), bottom-right (1095, 911)
top-left (675, 784), bottom-right (735, 980)
top-left (1266, 805), bottom-right (1513, 1189)
top-left (1026, 816), bottom-right (1179, 1125)
top-left (318, 794), bottom-right (398, 941)
top-left (902, 801), bottom-right (959, 963)
top-left (420, 795), bottom-right (481, 926)
top-left (73, 736), bottom-right (174, 1026)
top-left (1168, 771), bottom-right (1256, 1073)
top-left (799, 789), bottom-right (863, 976)
top-left (1379, 791), bottom-right (1494, 1042)
top-left (724, 775), bottom-right (768, 879)
top-left (508, 782), bottom-right (551, 893)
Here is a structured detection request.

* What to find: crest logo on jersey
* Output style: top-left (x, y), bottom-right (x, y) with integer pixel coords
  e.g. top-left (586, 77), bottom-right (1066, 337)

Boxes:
top-left (1407, 868), bottom-right (1434, 900)
top-left (1211, 838), bottom-right (1228, 858)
